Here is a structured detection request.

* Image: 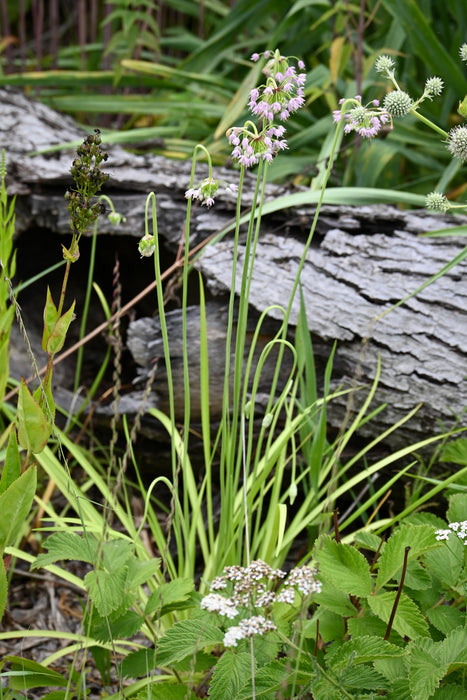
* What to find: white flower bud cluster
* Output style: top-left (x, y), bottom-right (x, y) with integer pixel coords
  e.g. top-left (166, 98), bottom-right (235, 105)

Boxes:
top-left (200, 559), bottom-right (322, 648)
top-left (435, 521), bottom-right (467, 544)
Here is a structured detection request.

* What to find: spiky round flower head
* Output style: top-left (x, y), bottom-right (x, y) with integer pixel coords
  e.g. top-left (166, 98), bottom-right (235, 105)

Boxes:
top-left (460, 43), bottom-right (467, 62)
top-left (375, 54), bottom-right (395, 74)
top-left (447, 125), bottom-right (467, 161)
top-left (425, 191), bottom-right (450, 213)
top-left (424, 76), bottom-right (444, 98)
top-left (333, 95), bottom-right (391, 139)
top-left (383, 90), bottom-right (413, 117)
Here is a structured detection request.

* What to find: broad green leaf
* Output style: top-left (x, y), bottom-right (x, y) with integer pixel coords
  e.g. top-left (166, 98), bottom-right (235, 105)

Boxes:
top-left (0, 465), bottom-right (36, 552)
top-left (41, 287), bottom-right (58, 351)
top-left (441, 437), bottom-right (467, 466)
top-left (85, 567), bottom-right (127, 616)
top-left (302, 609), bottom-right (345, 643)
top-left (433, 684), bottom-right (467, 699)
top-left (327, 636), bottom-right (404, 666)
top-left (427, 605), bottom-right (464, 635)
top-left (120, 647), bottom-right (158, 678)
top-left (0, 427), bottom-right (21, 494)
top-left (316, 535), bottom-right (372, 597)
top-left (373, 655), bottom-right (409, 684)
top-left (0, 557), bottom-right (7, 622)
top-left (135, 683), bottom-right (197, 700)
top-left (368, 591), bottom-right (429, 639)
top-left (437, 626), bottom-right (467, 667)
top-left (92, 610), bottom-right (143, 643)
top-left (376, 524), bottom-right (441, 590)
top-left (45, 300), bottom-right (76, 356)
top-left (156, 619), bottom-right (224, 666)
top-left (31, 531), bottom-right (98, 569)
top-left (354, 531), bottom-right (382, 552)
top-left (399, 560), bottom-right (433, 591)
top-left (313, 581), bottom-right (359, 617)
top-left (125, 556), bottom-right (161, 589)
top-left (423, 539), bottom-right (464, 589)
top-left (340, 665), bottom-right (388, 691)
top-left (6, 655), bottom-right (68, 689)
top-left (17, 379), bottom-right (51, 454)
top-left (145, 577), bottom-right (194, 616)
top-left (101, 538), bottom-right (133, 572)
top-left (408, 639), bottom-right (449, 700)
top-left (209, 650), bottom-right (252, 700)
top-left (237, 658), bottom-right (311, 700)
top-left (447, 493), bottom-right (467, 526)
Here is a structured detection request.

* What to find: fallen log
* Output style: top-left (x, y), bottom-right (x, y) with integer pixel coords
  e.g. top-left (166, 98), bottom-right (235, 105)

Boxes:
top-left (1, 86), bottom-right (466, 451)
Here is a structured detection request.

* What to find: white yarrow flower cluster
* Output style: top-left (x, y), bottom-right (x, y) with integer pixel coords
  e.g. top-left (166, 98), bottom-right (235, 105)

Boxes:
top-left (200, 559), bottom-right (322, 648)
top-left (435, 520), bottom-right (467, 544)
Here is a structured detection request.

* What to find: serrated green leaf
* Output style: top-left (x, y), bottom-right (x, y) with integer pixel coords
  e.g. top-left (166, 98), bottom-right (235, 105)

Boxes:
top-left (447, 493), bottom-right (467, 525)
top-left (399, 560), bottom-right (433, 590)
top-left (347, 612), bottom-right (391, 640)
top-left (101, 538), bottom-right (133, 572)
top-left (237, 658), bottom-right (309, 700)
top-left (302, 609), bottom-right (345, 643)
top-left (368, 591), bottom-right (429, 639)
top-left (92, 610), bottom-right (143, 643)
top-left (374, 655), bottom-right (409, 684)
top-left (376, 524), bottom-right (441, 590)
top-left (126, 556), bottom-right (161, 589)
top-left (423, 538), bottom-right (464, 589)
top-left (328, 636), bottom-right (404, 666)
top-left (85, 567), bottom-right (127, 616)
top-left (17, 379), bottom-right (52, 454)
top-left (209, 650), bottom-right (252, 700)
top-left (31, 531), bottom-right (98, 569)
top-left (342, 665), bottom-right (388, 690)
top-left (310, 580), bottom-right (358, 617)
top-left (120, 647), bottom-right (158, 678)
top-left (156, 619), bottom-right (224, 666)
top-left (441, 437), bottom-right (467, 466)
top-left (354, 531), bottom-right (382, 551)
top-left (145, 577), bottom-right (194, 616)
top-left (408, 639), bottom-right (448, 700)
top-left (316, 535), bottom-right (372, 597)
top-left (0, 465), bottom-right (36, 552)
top-left (427, 605), bottom-right (464, 635)
top-left (0, 428), bottom-right (21, 495)
top-left (433, 683), bottom-right (467, 699)
top-left (437, 626), bottom-right (467, 666)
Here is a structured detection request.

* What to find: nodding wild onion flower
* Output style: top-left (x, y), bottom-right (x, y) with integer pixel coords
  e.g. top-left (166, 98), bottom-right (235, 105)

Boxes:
top-left (185, 177), bottom-right (237, 208)
top-left (333, 95), bottom-right (392, 139)
top-left (226, 49), bottom-right (307, 168)
top-left (200, 559), bottom-right (322, 648)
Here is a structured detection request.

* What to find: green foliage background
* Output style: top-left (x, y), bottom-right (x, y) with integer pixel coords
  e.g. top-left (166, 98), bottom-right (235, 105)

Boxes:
top-left (1, 0), bottom-right (467, 196)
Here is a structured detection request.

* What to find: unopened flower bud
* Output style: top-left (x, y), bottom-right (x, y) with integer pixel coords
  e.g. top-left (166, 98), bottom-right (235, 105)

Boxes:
top-left (425, 191), bottom-right (450, 213)
top-left (383, 90), bottom-right (412, 117)
top-left (447, 125), bottom-right (467, 161)
top-left (138, 234), bottom-right (156, 258)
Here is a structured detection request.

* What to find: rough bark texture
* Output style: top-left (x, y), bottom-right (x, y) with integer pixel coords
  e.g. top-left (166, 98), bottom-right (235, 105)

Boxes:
top-left (2, 86), bottom-right (466, 450)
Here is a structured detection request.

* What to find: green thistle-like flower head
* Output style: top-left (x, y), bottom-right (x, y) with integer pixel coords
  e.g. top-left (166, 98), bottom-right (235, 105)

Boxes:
top-left (460, 43), bottom-right (467, 63)
top-left (424, 77), bottom-right (444, 98)
top-left (375, 55), bottom-right (395, 74)
top-left (383, 90), bottom-right (413, 118)
top-left (425, 191), bottom-right (450, 213)
top-left (447, 125), bottom-right (467, 161)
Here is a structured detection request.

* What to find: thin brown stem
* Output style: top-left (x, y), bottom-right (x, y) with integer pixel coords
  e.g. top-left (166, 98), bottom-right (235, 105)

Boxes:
top-left (384, 546), bottom-right (410, 641)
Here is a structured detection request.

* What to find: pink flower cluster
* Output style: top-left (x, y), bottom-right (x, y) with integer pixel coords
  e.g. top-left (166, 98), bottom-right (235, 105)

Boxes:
top-left (227, 49), bottom-right (307, 168)
top-left (228, 124), bottom-right (288, 167)
top-left (333, 95), bottom-right (391, 139)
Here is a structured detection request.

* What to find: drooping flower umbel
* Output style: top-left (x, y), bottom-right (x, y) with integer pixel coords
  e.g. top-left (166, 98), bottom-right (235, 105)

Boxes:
top-left (226, 49), bottom-right (307, 167)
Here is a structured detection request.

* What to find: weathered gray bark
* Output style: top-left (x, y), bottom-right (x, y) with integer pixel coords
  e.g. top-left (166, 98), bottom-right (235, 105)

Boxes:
top-left (2, 86), bottom-right (466, 450)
